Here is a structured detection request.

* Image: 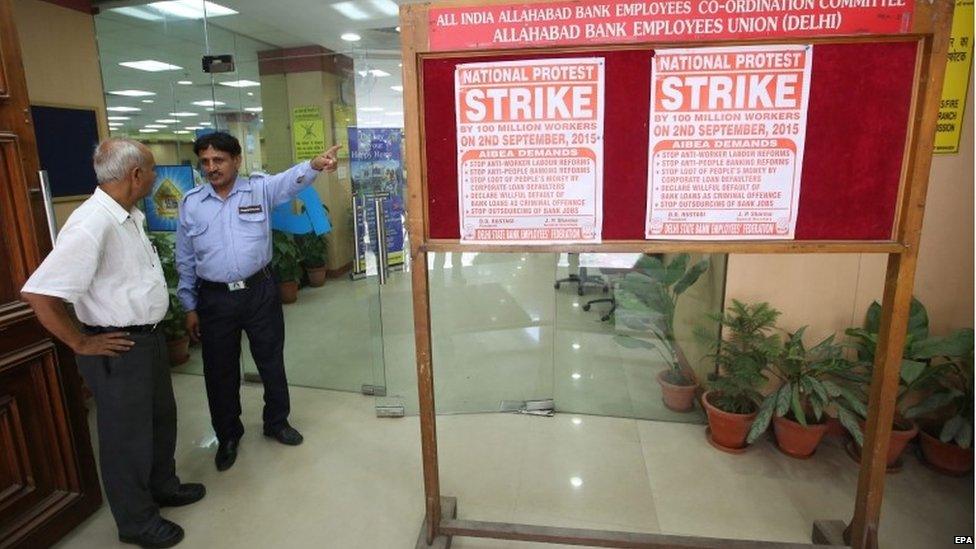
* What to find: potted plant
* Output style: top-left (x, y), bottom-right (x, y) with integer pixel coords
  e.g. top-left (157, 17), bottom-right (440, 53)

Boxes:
top-left (747, 327), bottom-right (867, 458)
top-left (148, 233), bottom-right (189, 366)
top-left (613, 253), bottom-right (709, 412)
top-left (846, 298), bottom-right (973, 468)
top-left (272, 230), bottom-right (302, 304)
top-left (699, 300), bottom-right (782, 452)
top-left (296, 232), bottom-right (328, 287)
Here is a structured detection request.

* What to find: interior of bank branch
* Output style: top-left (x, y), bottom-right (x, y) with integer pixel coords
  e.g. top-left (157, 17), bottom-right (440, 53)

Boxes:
top-left (1, 0), bottom-right (974, 548)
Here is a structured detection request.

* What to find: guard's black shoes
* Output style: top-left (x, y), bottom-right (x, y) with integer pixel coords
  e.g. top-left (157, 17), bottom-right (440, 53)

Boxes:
top-left (156, 483), bottom-right (206, 508)
top-left (263, 424), bottom-right (304, 446)
top-left (215, 439), bottom-right (239, 471)
top-left (119, 519), bottom-right (184, 548)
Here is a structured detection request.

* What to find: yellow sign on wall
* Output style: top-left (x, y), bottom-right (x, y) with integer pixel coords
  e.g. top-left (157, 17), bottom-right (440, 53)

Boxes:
top-left (291, 106), bottom-right (325, 162)
top-left (935, 0), bottom-right (974, 154)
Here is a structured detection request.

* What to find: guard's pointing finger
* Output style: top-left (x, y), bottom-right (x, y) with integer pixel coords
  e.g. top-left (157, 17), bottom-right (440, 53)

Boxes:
top-left (325, 144), bottom-right (342, 157)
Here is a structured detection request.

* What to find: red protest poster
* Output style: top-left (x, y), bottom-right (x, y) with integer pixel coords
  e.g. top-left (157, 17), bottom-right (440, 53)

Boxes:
top-left (645, 45), bottom-right (813, 240)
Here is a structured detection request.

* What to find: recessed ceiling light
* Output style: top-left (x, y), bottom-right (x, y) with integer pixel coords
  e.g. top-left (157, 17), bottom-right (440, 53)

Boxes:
top-left (169, 112), bottom-right (197, 117)
top-left (147, 1), bottom-right (237, 19)
top-left (340, 33), bottom-right (361, 42)
top-left (247, 92), bottom-right (254, 96)
top-left (219, 80), bottom-right (260, 88)
top-left (359, 107), bottom-right (383, 112)
top-left (370, 0), bottom-right (399, 16)
top-left (145, 124), bottom-right (167, 128)
top-left (174, 130), bottom-right (191, 134)
top-left (390, 85), bottom-right (403, 92)
top-left (244, 107), bottom-right (262, 112)
top-left (177, 80), bottom-right (193, 85)
top-left (108, 89), bottom-right (156, 97)
top-left (184, 126), bottom-right (203, 130)
top-left (156, 119), bottom-right (178, 123)
top-left (108, 123), bottom-right (124, 127)
top-left (138, 129), bottom-right (159, 133)
top-left (107, 116), bottom-right (131, 120)
top-left (331, 2), bottom-right (368, 20)
top-left (119, 59), bottom-right (182, 72)
top-left (142, 99), bottom-right (155, 103)
top-left (109, 6), bottom-right (164, 21)
top-left (205, 108), bottom-right (215, 112)
top-left (107, 106), bottom-right (141, 112)
top-left (396, 26), bottom-right (401, 32)
top-left (398, 62), bottom-right (402, 67)
top-left (192, 100), bottom-right (225, 107)
top-left (199, 122), bottom-right (212, 126)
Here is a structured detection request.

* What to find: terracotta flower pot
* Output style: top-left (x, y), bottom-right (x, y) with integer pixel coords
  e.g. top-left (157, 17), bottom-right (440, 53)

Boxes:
top-left (848, 419), bottom-right (918, 469)
top-left (305, 266), bottom-right (327, 287)
top-left (919, 429), bottom-right (974, 475)
top-left (773, 415), bottom-right (828, 458)
top-left (279, 281), bottom-right (299, 304)
top-left (702, 391), bottom-right (757, 451)
top-left (166, 336), bottom-right (189, 366)
top-left (825, 416), bottom-right (847, 438)
top-left (656, 370), bottom-right (698, 412)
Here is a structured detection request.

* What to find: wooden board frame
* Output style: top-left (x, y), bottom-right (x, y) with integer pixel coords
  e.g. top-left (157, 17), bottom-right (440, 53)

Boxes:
top-left (400, 1), bottom-right (956, 548)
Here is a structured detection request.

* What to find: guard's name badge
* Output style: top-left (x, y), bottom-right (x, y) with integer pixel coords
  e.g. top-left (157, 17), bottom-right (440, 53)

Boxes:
top-left (239, 205), bottom-right (263, 214)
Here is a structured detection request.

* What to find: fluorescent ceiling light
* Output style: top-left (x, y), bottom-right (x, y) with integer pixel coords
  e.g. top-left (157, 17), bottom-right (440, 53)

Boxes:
top-left (109, 89), bottom-right (156, 97)
top-left (148, 1), bottom-right (237, 19)
top-left (390, 85), bottom-right (403, 92)
top-left (119, 60), bottom-right (182, 72)
top-left (247, 92), bottom-right (254, 97)
top-left (145, 124), bottom-right (168, 128)
top-left (156, 119), bottom-right (178, 123)
top-left (174, 130), bottom-right (191, 134)
top-left (219, 80), bottom-right (260, 88)
top-left (340, 33), bottom-right (362, 42)
top-left (184, 126), bottom-right (203, 130)
top-left (139, 129), bottom-right (159, 133)
top-left (142, 99), bottom-right (155, 103)
top-left (359, 107), bottom-right (383, 112)
top-left (169, 112), bottom-right (197, 117)
top-left (177, 80), bottom-right (193, 85)
top-left (107, 106), bottom-right (141, 112)
top-left (108, 123), bottom-right (124, 127)
top-left (370, 0), bottom-right (399, 16)
top-left (358, 69), bottom-right (391, 77)
top-left (396, 26), bottom-right (401, 32)
top-left (244, 107), bottom-right (263, 112)
top-left (199, 122), bottom-right (212, 126)
top-left (331, 2), bottom-right (369, 20)
top-left (192, 100), bottom-right (225, 107)
top-left (109, 6), bottom-right (164, 21)
top-left (107, 116), bottom-right (131, 120)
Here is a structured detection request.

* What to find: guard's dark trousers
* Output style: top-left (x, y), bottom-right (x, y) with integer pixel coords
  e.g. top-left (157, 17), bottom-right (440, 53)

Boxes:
top-left (76, 330), bottom-right (181, 538)
top-left (197, 273), bottom-right (290, 443)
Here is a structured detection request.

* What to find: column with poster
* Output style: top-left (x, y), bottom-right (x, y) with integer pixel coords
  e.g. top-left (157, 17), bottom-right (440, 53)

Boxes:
top-left (646, 46), bottom-right (813, 240)
top-left (348, 127), bottom-right (405, 277)
top-left (456, 57), bottom-right (604, 244)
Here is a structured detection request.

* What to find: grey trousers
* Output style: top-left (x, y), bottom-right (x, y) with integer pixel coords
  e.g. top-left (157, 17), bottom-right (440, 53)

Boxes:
top-left (75, 330), bottom-right (181, 537)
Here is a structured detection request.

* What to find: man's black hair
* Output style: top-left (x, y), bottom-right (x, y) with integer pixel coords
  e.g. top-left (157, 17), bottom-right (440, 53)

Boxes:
top-left (193, 132), bottom-right (242, 157)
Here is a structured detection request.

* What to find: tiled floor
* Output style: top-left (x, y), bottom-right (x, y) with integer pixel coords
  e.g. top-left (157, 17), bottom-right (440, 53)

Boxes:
top-left (55, 374), bottom-right (972, 549)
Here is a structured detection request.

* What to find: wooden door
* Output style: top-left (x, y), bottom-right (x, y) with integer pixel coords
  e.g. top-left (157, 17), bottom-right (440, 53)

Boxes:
top-left (0, 0), bottom-right (102, 547)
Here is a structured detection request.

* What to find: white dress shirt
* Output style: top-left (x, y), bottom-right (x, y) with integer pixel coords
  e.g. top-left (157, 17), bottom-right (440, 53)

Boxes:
top-left (22, 187), bottom-right (168, 327)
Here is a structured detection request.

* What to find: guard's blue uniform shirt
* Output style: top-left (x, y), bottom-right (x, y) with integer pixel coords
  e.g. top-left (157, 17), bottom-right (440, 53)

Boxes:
top-left (176, 161), bottom-right (320, 311)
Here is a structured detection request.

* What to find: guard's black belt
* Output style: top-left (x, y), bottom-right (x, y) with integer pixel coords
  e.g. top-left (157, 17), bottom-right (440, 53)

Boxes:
top-left (83, 323), bottom-right (158, 334)
top-left (198, 265), bottom-right (272, 291)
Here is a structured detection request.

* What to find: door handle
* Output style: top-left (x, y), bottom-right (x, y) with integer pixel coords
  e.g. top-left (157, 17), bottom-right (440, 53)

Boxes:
top-left (351, 194), bottom-right (363, 277)
top-left (35, 170), bottom-right (57, 246)
top-left (373, 196), bottom-right (388, 285)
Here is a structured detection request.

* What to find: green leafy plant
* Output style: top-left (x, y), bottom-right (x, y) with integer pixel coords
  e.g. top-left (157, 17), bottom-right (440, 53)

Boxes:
top-left (148, 232), bottom-right (186, 341)
top-left (295, 232), bottom-right (328, 269)
top-left (747, 327), bottom-right (868, 445)
top-left (272, 230), bottom-right (302, 283)
top-left (700, 300), bottom-right (782, 414)
top-left (613, 253), bottom-right (710, 385)
top-left (904, 355), bottom-right (974, 448)
top-left (846, 298), bottom-right (974, 422)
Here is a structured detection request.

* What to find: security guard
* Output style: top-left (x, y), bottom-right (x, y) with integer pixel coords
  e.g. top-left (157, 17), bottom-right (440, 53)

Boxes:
top-left (176, 132), bottom-right (339, 471)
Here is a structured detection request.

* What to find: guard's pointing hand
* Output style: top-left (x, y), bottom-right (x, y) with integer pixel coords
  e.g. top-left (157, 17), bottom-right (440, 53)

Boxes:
top-left (312, 144), bottom-right (342, 173)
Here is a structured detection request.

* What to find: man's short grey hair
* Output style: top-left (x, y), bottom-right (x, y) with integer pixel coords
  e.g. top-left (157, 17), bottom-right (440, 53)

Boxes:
top-left (93, 138), bottom-right (148, 184)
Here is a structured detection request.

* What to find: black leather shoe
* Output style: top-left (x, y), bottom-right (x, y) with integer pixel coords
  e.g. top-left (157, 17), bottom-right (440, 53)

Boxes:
top-left (119, 518), bottom-right (184, 548)
top-left (215, 439), bottom-right (239, 471)
top-left (263, 424), bottom-right (303, 446)
top-left (156, 483), bottom-right (206, 508)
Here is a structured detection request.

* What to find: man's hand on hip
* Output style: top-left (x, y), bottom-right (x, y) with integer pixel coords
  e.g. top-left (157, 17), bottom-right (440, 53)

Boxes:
top-left (73, 332), bottom-right (135, 357)
top-left (310, 145), bottom-right (342, 173)
top-left (186, 310), bottom-right (201, 343)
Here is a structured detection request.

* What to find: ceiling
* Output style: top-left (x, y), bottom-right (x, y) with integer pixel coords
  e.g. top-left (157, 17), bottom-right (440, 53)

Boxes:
top-left (93, 0), bottom-right (408, 138)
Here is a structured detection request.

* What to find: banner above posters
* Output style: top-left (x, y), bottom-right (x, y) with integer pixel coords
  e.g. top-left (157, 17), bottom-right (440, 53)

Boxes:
top-left (429, 1), bottom-right (913, 51)
top-left (934, 0), bottom-right (973, 154)
top-left (145, 165), bottom-right (195, 232)
top-left (456, 57), bottom-right (605, 244)
top-left (645, 45), bottom-right (813, 240)
top-left (292, 106), bottom-right (326, 162)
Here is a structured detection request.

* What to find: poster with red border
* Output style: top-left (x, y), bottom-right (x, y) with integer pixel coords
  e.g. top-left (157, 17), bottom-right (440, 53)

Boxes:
top-left (645, 45), bottom-right (813, 240)
top-left (456, 57), bottom-right (605, 244)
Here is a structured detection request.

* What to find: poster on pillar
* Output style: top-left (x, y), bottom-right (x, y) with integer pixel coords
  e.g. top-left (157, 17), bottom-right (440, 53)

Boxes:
top-left (349, 127), bottom-right (405, 276)
top-left (292, 105), bottom-right (326, 162)
top-left (645, 45), bottom-right (812, 240)
top-left (456, 57), bottom-right (605, 244)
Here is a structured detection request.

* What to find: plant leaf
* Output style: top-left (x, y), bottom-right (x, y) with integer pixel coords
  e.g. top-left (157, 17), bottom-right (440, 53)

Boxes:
top-left (747, 396), bottom-right (776, 444)
top-left (775, 382), bottom-right (792, 416)
top-left (673, 259), bottom-right (710, 296)
top-left (904, 390), bottom-right (961, 419)
top-left (612, 335), bottom-right (656, 350)
top-left (911, 329), bottom-right (974, 359)
top-left (662, 254), bottom-right (689, 286)
top-left (838, 407), bottom-right (864, 447)
top-left (941, 415), bottom-right (964, 444)
top-left (791, 382), bottom-right (807, 426)
top-left (899, 359), bottom-right (927, 385)
top-left (956, 419), bottom-right (973, 449)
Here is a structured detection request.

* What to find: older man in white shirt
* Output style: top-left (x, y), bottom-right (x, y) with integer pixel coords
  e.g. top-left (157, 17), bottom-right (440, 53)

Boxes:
top-left (21, 138), bottom-right (204, 548)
